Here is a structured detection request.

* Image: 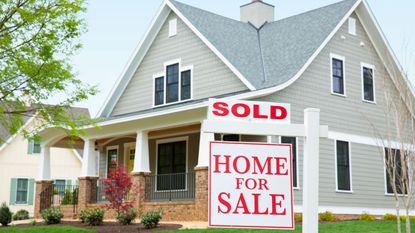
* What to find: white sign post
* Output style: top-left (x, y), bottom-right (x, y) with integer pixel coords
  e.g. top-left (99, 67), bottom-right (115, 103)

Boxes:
top-left (200, 99), bottom-right (328, 232)
top-left (209, 142), bottom-right (294, 229)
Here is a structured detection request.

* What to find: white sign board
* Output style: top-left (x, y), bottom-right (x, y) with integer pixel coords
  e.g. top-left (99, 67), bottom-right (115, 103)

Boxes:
top-left (208, 99), bottom-right (290, 124)
top-left (209, 141), bottom-right (294, 229)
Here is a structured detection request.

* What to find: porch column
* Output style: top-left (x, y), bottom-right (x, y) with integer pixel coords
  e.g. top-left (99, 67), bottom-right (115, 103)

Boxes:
top-left (196, 129), bottom-right (214, 168)
top-left (34, 145), bottom-right (52, 218)
top-left (132, 130), bottom-right (150, 173)
top-left (78, 138), bottom-right (98, 211)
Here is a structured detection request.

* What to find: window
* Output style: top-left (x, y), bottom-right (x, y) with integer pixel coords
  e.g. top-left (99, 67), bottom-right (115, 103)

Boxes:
top-left (169, 18), bottom-right (177, 37)
top-left (385, 148), bottom-right (408, 195)
top-left (331, 55), bottom-right (345, 95)
top-left (154, 77), bottom-right (164, 106)
top-left (106, 146), bottom-right (118, 177)
top-left (153, 62), bottom-right (192, 107)
top-left (222, 134), bottom-right (240, 142)
top-left (348, 17), bottom-right (356, 35)
top-left (157, 140), bottom-right (187, 191)
top-left (54, 180), bottom-right (66, 196)
top-left (28, 139), bottom-right (41, 154)
top-left (16, 179), bottom-right (28, 204)
top-left (362, 64), bottom-right (375, 102)
top-left (281, 137), bottom-right (298, 188)
top-left (335, 141), bottom-right (351, 191)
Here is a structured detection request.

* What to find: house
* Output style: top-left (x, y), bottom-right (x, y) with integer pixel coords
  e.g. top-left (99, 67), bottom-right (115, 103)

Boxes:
top-left (0, 107), bottom-right (89, 216)
top-left (35, 0), bottom-right (414, 221)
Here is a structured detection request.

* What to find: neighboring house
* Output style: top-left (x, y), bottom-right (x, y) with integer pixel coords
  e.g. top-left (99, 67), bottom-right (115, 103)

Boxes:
top-left (37, 0), bottom-right (414, 220)
top-left (0, 108), bottom-right (89, 216)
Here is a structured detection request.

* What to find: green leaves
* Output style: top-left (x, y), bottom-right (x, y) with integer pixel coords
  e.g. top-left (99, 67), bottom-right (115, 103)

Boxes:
top-left (0, 0), bottom-right (96, 143)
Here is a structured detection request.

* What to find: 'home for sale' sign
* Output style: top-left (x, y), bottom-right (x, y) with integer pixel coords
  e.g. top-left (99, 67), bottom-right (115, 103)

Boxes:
top-left (209, 141), bottom-right (294, 229)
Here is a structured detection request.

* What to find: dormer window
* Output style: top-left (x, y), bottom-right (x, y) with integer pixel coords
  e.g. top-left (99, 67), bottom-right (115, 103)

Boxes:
top-left (153, 60), bottom-right (192, 107)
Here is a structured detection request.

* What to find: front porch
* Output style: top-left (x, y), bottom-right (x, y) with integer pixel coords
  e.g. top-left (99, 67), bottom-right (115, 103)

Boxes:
top-left (34, 107), bottom-right (212, 221)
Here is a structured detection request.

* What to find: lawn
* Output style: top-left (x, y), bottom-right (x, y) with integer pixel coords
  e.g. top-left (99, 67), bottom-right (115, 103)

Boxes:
top-left (160, 221), bottom-right (415, 233)
top-left (0, 226), bottom-right (94, 233)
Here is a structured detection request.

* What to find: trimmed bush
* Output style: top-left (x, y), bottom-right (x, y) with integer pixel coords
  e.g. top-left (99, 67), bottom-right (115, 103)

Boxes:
top-left (320, 211), bottom-right (336, 222)
top-left (294, 213), bottom-right (302, 223)
top-left (384, 213), bottom-right (397, 221)
top-left (12, 209), bottom-right (29, 221)
top-left (117, 208), bottom-right (137, 225)
top-left (30, 219), bottom-right (37, 226)
top-left (360, 212), bottom-right (375, 221)
top-left (79, 208), bottom-right (105, 226)
top-left (0, 202), bottom-right (12, 226)
top-left (141, 210), bottom-right (163, 229)
top-left (41, 207), bottom-right (64, 224)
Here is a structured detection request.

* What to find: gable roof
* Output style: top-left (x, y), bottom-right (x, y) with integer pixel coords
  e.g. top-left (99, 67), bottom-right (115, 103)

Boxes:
top-left (98, 0), bottom-right (413, 119)
top-left (169, 0), bottom-right (357, 90)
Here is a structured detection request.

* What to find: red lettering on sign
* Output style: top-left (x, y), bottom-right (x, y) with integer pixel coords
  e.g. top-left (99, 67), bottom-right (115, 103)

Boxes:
top-left (275, 157), bottom-right (288, 175)
top-left (233, 156), bottom-right (250, 174)
top-left (253, 104), bottom-right (268, 119)
top-left (252, 193), bottom-right (269, 215)
top-left (212, 102), bottom-right (229, 116)
top-left (232, 193), bottom-right (250, 214)
top-left (253, 156), bottom-right (272, 175)
top-left (213, 154), bottom-right (231, 174)
top-left (270, 106), bottom-right (287, 120)
top-left (218, 192), bottom-right (231, 214)
top-left (270, 194), bottom-right (286, 215)
top-left (231, 104), bottom-right (250, 118)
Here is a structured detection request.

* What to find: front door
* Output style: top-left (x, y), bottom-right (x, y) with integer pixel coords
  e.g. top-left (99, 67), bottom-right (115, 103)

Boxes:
top-left (126, 146), bottom-right (136, 174)
top-left (107, 147), bottom-right (118, 177)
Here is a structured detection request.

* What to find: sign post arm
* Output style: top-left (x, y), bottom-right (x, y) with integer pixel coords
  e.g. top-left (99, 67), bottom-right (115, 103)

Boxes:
top-left (302, 108), bottom-right (320, 233)
top-left (197, 127), bottom-right (215, 168)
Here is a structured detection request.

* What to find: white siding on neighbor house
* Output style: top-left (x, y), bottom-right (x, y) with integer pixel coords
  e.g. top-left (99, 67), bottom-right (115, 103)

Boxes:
top-left (0, 129), bottom-right (81, 216)
top-left (255, 13), bottom-right (410, 210)
top-left (111, 12), bottom-right (248, 116)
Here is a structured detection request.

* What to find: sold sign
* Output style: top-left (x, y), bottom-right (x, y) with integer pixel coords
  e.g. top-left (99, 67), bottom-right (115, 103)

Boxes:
top-left (208, 99), bottom-right (290, 124)
top-left (209, 142), bottom-right (294, 229)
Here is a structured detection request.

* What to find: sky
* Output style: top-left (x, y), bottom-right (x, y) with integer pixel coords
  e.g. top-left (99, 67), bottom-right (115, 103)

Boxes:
top-left (71, 0), bottom-right (415, 117)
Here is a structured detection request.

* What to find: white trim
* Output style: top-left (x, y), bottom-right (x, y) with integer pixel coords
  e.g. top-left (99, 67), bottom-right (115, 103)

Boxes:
top-left (72, 149), bottom-right (83, 163)
top-left (330, 53), bottom-right (347, 97)
top-left (168, 18), bottom-right (177, 37)
top-left (334, 140), bottom-right (353, 193)
top-left (327, 131), bottom-right (407, 149)
top-left (166, 0), bottom-right (256, 91)
top-left (0, 116), bottom-right (36, 153)
top-left (155, 136), bottom-right (189, 192)
top-left (100, 136), bottom-right (136, 147)
top-left (348, 17), bottom-right (357, 35)
top-left (361, 62), bottom-right (376, 104)
top-left (105, 145), bottom-right (119, 178)
top-left (279, 136), bottom-right (300, 189)
top-left (148, 129), bottom-right (200, 140)
top-left (294, 205), bottom-right (415, 215)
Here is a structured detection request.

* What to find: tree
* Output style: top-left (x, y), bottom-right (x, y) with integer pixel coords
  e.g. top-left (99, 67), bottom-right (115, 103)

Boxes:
top-left (101, 163), bottom-right (138, 220)
top-left (0, 0), bottom-right (97, 141)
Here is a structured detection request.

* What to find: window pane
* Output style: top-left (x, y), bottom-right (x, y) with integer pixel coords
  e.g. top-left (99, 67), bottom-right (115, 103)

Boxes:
top-left (157, 140), bottom-right (187, 190)
top-left (16, 179), bottom-right (28, 204)
top-left (166, 64), bottom-right (179, 103)
top-left (33, 141), bottom-right (41, 153)
top-left (154, 77), bottom-right (164, 106)
top-left (336, 141), bottom-right (350, 191)
top-left (281, 137), bottom-right (297, 188)
top-left (223, 134), bottom-right (240, 142)
top-left (332, 58), bottom-right (344, 95)
top-left (181, 70), bottom-right (191, 100)
top-left (385, 148), bottom-right (407, 194)
top-left (363, 67), bottom-right (374, 101)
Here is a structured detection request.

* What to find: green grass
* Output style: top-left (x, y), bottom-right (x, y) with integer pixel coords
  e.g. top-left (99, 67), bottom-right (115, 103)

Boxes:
top-left (0, 226), bottom-right (95, 233)
top-left (159, 221), bottom-right (415, 233)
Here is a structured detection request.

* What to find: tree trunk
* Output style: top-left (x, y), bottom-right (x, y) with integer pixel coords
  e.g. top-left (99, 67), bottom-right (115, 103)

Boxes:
top-left (397, 201), bottom-right (402, 233)
top-left (406, 208), bottom-right (411, 233)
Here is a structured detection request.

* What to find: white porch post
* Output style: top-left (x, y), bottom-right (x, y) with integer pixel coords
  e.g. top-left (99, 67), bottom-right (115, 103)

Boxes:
top-left (81, 138), bottom-right (97, 177)
top-left (132, 130), bottom-right (150, 173)
top-left (302, 108), bottom-right (320, 233)
top-left (37, 145), bottom-right (51, 180)
top-left (197, 128), bottom-right (215, 168)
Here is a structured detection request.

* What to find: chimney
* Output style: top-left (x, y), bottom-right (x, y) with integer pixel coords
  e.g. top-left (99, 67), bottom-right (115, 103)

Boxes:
top-left (240, 0), bottom-right (274, 28)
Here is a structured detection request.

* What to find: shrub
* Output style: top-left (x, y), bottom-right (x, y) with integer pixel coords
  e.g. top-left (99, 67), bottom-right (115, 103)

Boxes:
top-left (0, 202), bottom-right (12, 226)
top-left (141, 210), bottom-right (163, 229)
top-left (41, 207), bottom-right (63, 224)
top-left (294, 213), bottom-right (302, 223)
top-left (30, 219), bottom-right (37, 226)
top-left (61, 189), bottom-right (77, 205)
top-left (384, 213), bottom-right (397, 221)
top-left (12, 209), bottom-right (29, 221)
top-left (79, 208), bottom-right (105, 226)
top-left (360, 212), bottom-right (375, 221)
top-left (117, 208), bottom-right (137, 225)
top-left (319, 211), bottom-right (336, 222)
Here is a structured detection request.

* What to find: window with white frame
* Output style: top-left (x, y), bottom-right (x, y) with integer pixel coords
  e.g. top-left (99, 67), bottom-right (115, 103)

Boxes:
top-left (362, 64), bottom-right (375, 102)
top-left (385, 148), bottom-right (408, 195)
top-left (16, 178), bottom-right (29, 204)
top-left (335, 140), bottom-right (351, 191)
top-left (157, 139), bottom-right (187, 191)
top-left (28, 139), bottom-right (41, 154)
top-left (154, 61), bottom-right (192, 107)
top-left (281, 137), bottom-right (298, 188)
top-left (331, 55), bottom-right (345, 96)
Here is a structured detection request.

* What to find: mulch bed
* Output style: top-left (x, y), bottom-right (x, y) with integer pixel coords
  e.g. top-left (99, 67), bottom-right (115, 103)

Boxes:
top-left (17, 221), bottom-right (182, 233)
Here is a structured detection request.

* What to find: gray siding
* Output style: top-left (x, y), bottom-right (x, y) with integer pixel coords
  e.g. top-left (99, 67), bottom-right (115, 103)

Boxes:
top-left (111, 12), bottom-right (248, 116)
top-left (255, 14), bottom-right (407, 208)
